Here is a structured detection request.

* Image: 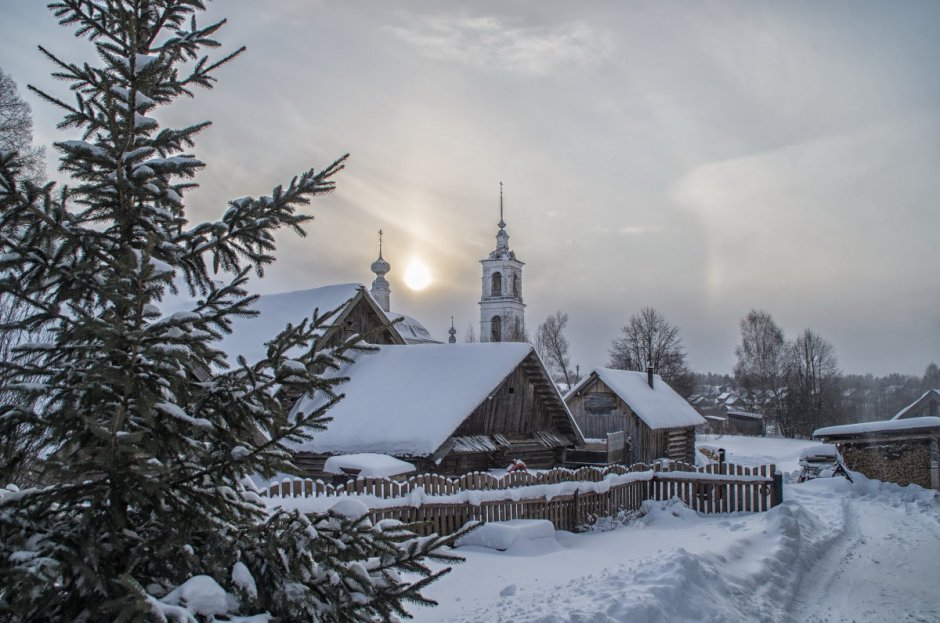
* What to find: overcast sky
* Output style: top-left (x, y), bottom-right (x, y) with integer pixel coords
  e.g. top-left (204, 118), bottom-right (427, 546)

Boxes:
top-left (2, 1), bottom-right (938, 376)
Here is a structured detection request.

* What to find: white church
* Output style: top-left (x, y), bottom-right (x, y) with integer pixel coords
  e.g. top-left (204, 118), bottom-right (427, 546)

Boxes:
top-left (221, 185), bottom-right (527, 358)
top-left (478, 184), bottom-right (526, 343)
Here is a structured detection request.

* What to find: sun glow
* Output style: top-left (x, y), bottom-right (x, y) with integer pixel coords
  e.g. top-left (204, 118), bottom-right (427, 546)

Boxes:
top-left (404, 258), bottom-right (432, 291)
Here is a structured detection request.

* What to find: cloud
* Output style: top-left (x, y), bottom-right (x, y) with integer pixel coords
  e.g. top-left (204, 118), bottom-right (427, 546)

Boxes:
top-left (618, 226), bottom-right (662, 236)
top-left (386, 13), bottom-right (612, 75)
top-left (674, 114), bottom-right (940, 298)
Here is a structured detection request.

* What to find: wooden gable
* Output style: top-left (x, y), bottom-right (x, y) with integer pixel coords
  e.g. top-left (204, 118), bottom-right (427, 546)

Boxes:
top-left (431, 351), bottom-right (581, 474)
top-left (321, 288), bottom-right (406, 347)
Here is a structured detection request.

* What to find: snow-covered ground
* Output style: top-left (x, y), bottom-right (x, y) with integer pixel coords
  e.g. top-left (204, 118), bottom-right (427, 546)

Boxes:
top-left (411, 435), bottom-right (940, 623)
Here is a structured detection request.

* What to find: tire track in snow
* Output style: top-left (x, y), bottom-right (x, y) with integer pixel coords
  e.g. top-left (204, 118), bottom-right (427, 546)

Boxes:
top-left (788, 487), bottom-right (940, 623)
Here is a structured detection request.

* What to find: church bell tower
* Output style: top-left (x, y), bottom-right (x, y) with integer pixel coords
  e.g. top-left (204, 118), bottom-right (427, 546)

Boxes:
top-left (479, 183), bottom-right (525, 342)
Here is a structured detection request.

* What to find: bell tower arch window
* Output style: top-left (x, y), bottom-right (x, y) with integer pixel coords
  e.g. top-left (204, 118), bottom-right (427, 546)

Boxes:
top-left (491, 315), bottom-right (502, 342)
top-left (491, 271), bottom-right (502, 297)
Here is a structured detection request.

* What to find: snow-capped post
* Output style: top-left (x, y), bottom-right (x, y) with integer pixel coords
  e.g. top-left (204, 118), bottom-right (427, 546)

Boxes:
top-left (0, 2), bottom-right (466, 621)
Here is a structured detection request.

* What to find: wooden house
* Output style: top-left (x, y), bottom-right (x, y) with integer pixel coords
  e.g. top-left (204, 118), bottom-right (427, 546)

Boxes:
top-left (219, 283), bottom-right (407, 365)
top-left (286, 343), bottom-right (584, 476)
top-left (565, 368), bottom-right (706, 465)
top-left (814, 417), bottom-right (940, 490)
top-left (893, 389), bottom-right (940, 421)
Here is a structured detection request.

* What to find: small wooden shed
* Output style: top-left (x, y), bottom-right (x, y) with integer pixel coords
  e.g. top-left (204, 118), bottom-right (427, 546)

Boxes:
top-left (724, 410), bottom-right (765, 436)
top-left (287, 343), bottom-right (584, 476)
top-left (814, 417), bottom-right (940, 490)
top-left (565, 368), bottom-right (706, 465)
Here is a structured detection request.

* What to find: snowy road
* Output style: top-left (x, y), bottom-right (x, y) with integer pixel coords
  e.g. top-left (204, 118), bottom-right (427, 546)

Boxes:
top-left (788, 481), bottom-right (940, 623)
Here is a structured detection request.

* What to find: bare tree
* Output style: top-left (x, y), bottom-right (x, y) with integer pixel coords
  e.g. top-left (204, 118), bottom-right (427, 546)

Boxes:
top-left (0, 295), bottom-right (48, 485)
top-left (463, 323), bottom-right (477, 343)
top-left (782, 329), bottom-right (841, 437)
top-left (923, 362), bottom-right (940, 390)
top-left (608, 307), bottom-right (694, 396)
top-left (0, 68), bottom-right (44, 183)
top-left (733, 309), bottom-right (787, 419)
top-left (0, 69), bottom-right (47, 483)
top-left (535, 310), bottom-right (574, 387)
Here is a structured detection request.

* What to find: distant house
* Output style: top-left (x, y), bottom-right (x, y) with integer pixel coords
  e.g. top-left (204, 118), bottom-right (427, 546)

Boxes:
top-left (814, 417), bottom-right (940, 490)
top-left (724, 410), bottom-right (765, 436)
top-left (565, 368), bottom-right (706, 465)
top-left (287, 343), bottom-right (584, 476)
top-left (893, 389), bottom-right (940, 421)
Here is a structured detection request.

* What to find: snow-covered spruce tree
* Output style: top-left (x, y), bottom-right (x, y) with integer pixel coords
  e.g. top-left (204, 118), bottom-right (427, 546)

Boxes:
top-left (0, 2), bottom-right (463, 621)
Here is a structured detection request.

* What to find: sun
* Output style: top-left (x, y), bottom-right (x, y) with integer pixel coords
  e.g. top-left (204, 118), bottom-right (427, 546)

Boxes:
top-left (404, 258), bottom-right (432, 291)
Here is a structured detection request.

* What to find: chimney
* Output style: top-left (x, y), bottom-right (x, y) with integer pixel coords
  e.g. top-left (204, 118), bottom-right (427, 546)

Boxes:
top-left (647, 365), bottom-right (654, 388)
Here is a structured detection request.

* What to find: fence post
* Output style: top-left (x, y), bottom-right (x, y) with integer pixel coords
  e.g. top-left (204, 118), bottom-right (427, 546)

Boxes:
top-left (572, 489), bottom-right (580, 529)
top-left (772, 469), bottom-right (783, 507)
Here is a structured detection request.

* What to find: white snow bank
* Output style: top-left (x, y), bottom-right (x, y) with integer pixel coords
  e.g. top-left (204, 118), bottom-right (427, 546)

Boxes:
top-left (415, 492), bottom-right (842, 623)
top-left (329, 498), bottom-right (371, 521)
top-left (697, 434), bottom-right (817, 475)
top-left (455, 519), bottom-right (557, 551)
top-left (323, 453), bottom-right (416, 478)
top-left (160, 575), bottom-right (235, 618)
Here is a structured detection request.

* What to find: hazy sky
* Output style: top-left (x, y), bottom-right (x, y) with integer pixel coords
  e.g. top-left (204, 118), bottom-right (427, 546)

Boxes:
top-left (2, 1), bottom-right (938, 376)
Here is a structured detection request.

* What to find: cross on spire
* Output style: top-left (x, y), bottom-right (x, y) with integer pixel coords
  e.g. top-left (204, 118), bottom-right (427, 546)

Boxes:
top-left (378, 229), bottom-right (383, 257)
top-left (498, 181), bottom-right (506, 229)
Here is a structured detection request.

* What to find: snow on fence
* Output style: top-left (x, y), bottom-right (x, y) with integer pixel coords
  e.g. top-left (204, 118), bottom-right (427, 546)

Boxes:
top-left (261, 462), bottom-right (778, 535)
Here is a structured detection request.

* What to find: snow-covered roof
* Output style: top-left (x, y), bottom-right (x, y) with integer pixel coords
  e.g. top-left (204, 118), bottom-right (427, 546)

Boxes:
top-left (323, 453), bottom-right (416, 478)
top-left (814, 416), bottom-right (940, 439)
top-left (386, 311), bottom-right (438, 344)
top-left (726, 410), bottom-right (764, 420)
top-left (218, 283), bottom-right (364, 365)
top-left (799, 444), bottom-right (839, 460)
top-left (289, 343), bottom-right (578, 456)
top-left (566, 368), bottom-right (706, 430)
top-left (892, 389), bottom-right (940, 420)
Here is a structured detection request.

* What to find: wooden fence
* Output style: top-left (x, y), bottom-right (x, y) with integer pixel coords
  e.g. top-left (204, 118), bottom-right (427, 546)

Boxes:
top-left (262, 461), bottom-right (779, 536)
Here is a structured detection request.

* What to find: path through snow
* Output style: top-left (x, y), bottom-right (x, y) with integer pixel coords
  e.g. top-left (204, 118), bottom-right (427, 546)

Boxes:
top-left (788, 478), bottom-right (940, 623)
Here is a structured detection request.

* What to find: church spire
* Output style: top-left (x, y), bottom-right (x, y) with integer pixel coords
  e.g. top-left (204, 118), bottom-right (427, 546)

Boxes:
top-left (495, 182), bottom-right (509, 253)
top-left (498, 181), bottom-right (506, 229)
top-left (370, 229), bottom-right (391, 312)
top-left (448, 316), bottom-right (457, 343)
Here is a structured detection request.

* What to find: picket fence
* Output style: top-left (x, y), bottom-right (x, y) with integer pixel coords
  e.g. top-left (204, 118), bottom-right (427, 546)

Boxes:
top-left (262, 461), bottom-right (779, 536)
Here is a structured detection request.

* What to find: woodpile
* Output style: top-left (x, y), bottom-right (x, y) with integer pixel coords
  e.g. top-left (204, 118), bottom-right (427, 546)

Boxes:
top-left (841, 440), bottom-right (931, 488)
